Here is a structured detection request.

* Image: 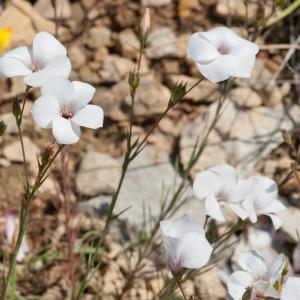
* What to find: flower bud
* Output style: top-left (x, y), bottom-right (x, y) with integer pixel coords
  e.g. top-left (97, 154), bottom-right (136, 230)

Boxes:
top-left (40, 144), bottom-right (55, 167)
top-left (169, 81), bottom-right (187, 107)
top-left (140, 8), bottom-right (150, 39)
top-left (128, 69), bottom-right (140, 90)
top-left (0, 120), bottom-right (7, 136)
top-left (12, 98), bottom-right (21, 125)
top-left (281, 129), bottom-right (293, 146)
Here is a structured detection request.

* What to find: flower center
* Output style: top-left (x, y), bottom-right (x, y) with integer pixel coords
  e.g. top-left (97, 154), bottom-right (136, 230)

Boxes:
top-left (217, 45), bottom-right (230, 55)
top-left (60, 108), bottom-right (73, 119)
top-left (31, 64), bottom-right (40, 72)
top-left (216, 192), bottom-right (227, 203)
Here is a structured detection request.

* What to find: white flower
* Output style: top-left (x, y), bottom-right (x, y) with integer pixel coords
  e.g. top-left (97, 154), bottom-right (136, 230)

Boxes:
top-left (228, 251), bottom-right (286, 300)
top-left (31, 76), bottom-right (104, 144)
top-left (5, 212), bottom-right (29, 262)
top-left (0, 32), bottom-right (71, 87)
top-left (193, 164), bottom-right (248, 222)
top-left (281, 277), bottom-right (300, 300)
top-left (160, 215), bottom-right (212, 274)
top-left (235, 176), bottom-right (286, 230)
top-left (187, 27), bottom-right (259, 83)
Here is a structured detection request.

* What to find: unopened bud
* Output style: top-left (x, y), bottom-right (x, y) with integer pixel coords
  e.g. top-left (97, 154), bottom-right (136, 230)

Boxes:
top-left (128, 70), bottom-right (140, 90)
top-left (40, 144), bottom-right (55, 167)
top-left (0, 120), bottom-right (7, 136)
top-left (140, 7), bottom-right (150, 37)
top-left (169, 81), bottom-right (187, 107)
top-left (12, 98), bottom-right (21, 125)
top-left (281, 129), bottom-right (293, 146)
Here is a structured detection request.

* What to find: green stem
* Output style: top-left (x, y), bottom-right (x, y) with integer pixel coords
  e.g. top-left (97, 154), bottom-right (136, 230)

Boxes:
top-left (266, 0), bottom-right (300, 27)
top-left (173, 274), bottom-right (187, 300)
top-left (1, 145), bottom-right (63, 300)
top-left (118, 79), bottom-right (232, 299)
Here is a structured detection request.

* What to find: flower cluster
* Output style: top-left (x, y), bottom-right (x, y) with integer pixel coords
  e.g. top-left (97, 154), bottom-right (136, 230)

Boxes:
top-left (159, 28), bottom-right (261, 281)
top-left (228, 250), bottom-right (300, 300)
top-left (193, 164), bottom-right (286, 229)
top-left (0, 32), bottom-right (104, 144)
top-left (2, 26), bottom-right (293, 300)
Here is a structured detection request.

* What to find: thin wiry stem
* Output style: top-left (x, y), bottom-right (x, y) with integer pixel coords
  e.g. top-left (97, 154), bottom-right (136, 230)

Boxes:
top-left (266, 0), bottom-right (300, 27)
top-left (173, 275), bottom-right (188, 300)
top-left (1, 144), bottom-right (63, 300)
top-left (18, 86), bottom-right (31, 192)
top-left (117, 79), bottom-right (233, 299)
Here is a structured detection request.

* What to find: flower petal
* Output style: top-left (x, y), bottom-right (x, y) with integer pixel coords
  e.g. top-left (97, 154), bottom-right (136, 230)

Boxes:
top-left (210, 164), bottom-right (238, 195)
top-left (5, 213), bottom-right (16, 245)
top-left (253, 176), bottom-right (278, 199)
top-left (281, 277), bottom-right (300, 300)
top-left (230, 179), bottom-right (253, 203)
top-left (16, 235), bottom-right (29, 263)
top-left (242, 196), bottom-right (257, 223)
top-left (160, 215), bottom-right (204, 238)
top-left (199, 27), bottom-right (259, 54)
top-left (261, 199), bottom-right (286, 214)
top-left (229, 47), bottom-right (258, 78)
top-left (229, 203), bottom-right (248, 220)
top-left (32, 32), bottom-right (67, 64)
top-left (196, 54), bottom-right (236, 83)
top-left (227, 271), bottom-right (254, 300)
top-left (266, 213), bottom-right (282, 230)
top-left (0, 46), bottom-right (32, 77)
top-left (193, 170), bottom-right (221, 200)
top-left (238, 251), bottom-right (267, 279)
top-left (193, 164), bottom-right (237, 200)
top-left (52, 116), bottom-right (80, 144)
top-left (31, 95), bottom-right (60, 128)
top-left (72, 105), bottom-right (104, 129)
top-left (72, 81), bottom-right (96, 111)
top-left (267, 253), bottom-right (286, 279)
top-left (24, 56), bottom-right (71, 87)
top-left (160, 233), bottom-right (179, 263)
top-left (178, 232), bottom-right (212, 269)
top-left (187, 32), bottom-right (220, 63)
top-left (205, 195), bottom-right (226, 221)
top-left (254, 280), bottom-right (280, 299)
top-left (40, 76), bottom-right (73, 107)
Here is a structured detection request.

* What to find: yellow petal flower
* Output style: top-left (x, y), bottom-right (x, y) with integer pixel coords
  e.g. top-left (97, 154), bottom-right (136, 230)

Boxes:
top-left (0, 27), bottom-right (12, 53)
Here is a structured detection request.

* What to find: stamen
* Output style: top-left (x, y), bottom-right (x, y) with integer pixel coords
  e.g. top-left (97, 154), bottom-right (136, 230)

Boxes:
top-left (60, 109), bottom-right (73, 119)
top-left (218, 46), bottom-right (229, 55)
top-left (31, 64), bottom-right (40, 72)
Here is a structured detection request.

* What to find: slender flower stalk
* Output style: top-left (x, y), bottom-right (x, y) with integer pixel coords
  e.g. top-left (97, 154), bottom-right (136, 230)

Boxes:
top-left (117, 79), bottom-right (232, 299)
top-left (173, 273), bottom-right (188, 300)
top-left (1, 142), bottom-right (64, 299)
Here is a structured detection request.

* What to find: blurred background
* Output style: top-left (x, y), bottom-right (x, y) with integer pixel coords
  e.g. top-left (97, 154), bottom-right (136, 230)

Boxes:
top-left (0, 0), bottom-right (300, 299)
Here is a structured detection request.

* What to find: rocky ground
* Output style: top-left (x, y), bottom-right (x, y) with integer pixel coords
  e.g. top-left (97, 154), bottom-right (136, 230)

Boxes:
top-left (0, 0), bottom-right (300, 299)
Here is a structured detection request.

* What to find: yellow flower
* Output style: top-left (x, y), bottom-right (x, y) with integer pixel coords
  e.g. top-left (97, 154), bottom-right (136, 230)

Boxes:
top-left (0, 28), bottom-right (12, 53)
